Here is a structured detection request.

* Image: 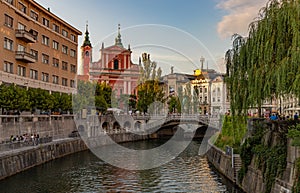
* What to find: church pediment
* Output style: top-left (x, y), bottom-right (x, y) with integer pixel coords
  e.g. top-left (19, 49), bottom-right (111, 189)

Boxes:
top-left (102, 45), bottom-right (129, 52)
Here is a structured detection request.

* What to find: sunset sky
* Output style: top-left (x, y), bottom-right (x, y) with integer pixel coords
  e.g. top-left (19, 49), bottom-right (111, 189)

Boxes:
top-left (35, 0), bottom-right (268, 74)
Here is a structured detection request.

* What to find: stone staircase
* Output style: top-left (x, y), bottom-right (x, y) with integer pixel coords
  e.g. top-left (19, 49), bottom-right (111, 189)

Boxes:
top-left (233, 154), bottom-right (242, 182)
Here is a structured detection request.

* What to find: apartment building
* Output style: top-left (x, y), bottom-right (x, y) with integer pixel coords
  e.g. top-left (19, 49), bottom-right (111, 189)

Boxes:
top-left (0, 0), bottom-right (82, 93)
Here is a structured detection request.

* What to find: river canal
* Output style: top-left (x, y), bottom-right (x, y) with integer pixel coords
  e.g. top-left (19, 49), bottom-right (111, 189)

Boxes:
top-left (0, 139), bottom-right (244, 192)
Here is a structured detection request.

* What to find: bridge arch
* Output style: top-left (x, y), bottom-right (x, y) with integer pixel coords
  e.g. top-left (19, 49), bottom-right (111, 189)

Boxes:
top-left (113, 122), bottom-right (121, 133)
top-left (134, 121), bottom-right (142, 131)
top-left (102, 122), bottom-right (109, 133)
top-left (124, 121), bottom-right (131, 130)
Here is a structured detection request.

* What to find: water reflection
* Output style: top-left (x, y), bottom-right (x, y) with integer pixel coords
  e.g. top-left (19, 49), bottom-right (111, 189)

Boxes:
top-left (0, 140), bottom-right (244, 193)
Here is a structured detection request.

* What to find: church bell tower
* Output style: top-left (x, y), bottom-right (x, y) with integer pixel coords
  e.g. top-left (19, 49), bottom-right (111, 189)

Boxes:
top-left (81, 22), bottom-right (92, 76)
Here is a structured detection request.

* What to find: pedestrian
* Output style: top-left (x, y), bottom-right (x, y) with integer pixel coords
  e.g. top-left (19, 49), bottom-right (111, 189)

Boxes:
top-left (270, 113), bottom-right (278, 121)
top-left (36, 134), bottom-right (40, 145)
top-left (294, 112), bottom-right (299, 120)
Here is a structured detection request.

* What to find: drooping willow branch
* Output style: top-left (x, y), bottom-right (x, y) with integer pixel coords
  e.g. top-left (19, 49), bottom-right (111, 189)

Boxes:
top-left (225, 0), bottom-right (300, 116)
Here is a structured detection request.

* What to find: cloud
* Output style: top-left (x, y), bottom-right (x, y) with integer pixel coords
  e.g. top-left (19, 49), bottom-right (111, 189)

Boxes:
top-left (216, 0), bottom-right (268, 39)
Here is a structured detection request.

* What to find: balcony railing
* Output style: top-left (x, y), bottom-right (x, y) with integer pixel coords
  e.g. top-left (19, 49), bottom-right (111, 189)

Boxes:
top-left (15, 29), bottom-right (37, 43)
top-left (15, 51), bottom-right (36, 63)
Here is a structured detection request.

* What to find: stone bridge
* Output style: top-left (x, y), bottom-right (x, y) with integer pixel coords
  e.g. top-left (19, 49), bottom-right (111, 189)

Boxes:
top-left (76, 114), bottom-right (221, 139)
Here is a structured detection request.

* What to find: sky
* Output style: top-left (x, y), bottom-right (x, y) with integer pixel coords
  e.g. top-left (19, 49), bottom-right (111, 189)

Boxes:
top-left (35, 0), bottom-right (268, 75)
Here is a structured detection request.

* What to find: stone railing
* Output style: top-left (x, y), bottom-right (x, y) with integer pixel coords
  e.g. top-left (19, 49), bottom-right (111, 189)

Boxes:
top-left (0, 114), bottom-right (74, 125)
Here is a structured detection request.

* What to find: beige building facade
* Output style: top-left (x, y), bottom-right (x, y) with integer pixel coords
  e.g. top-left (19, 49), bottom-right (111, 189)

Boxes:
top-left (0, 0), bottom-right (82, 93)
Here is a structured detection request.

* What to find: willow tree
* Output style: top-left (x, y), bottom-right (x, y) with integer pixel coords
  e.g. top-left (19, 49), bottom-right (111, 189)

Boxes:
top-left (226, 0), bottom-right (300, 116)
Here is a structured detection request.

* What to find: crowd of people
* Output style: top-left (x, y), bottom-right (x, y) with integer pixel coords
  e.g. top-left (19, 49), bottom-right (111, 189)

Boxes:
top-left (269, 112), bottom-right (299, 121)
top-left (10, 133), bottom-right (40, 145)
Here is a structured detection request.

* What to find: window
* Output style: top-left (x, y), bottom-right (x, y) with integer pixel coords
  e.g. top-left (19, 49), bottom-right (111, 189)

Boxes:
top-left (30, 49), bottom-right (38, 60)
top-left (42, 35), bottom-right (49, 46)
top-left (17, 65), bottom-right (26, 77)
top-left (114, 59), bottom-right (119, 69)
top-left (70, 64), bottom-right (76, 73)
top-left (41, 72), bottom-right (49, 82)
top-left (42, 54), bottom-right (49, 64)
top-left (42, 18), bottom-right (49, 27)
top-left (4, 38), bottom-right (13, 51)
top-left (200, 87), bottom-right (203, 93)
top-left (30, 29), bottom-right (38, 40)
top-left (62, 45), bottom-right (68, 54)
top-left (212, 98), bottom-right (215, 102)
top-left (52, 40), bottom-right (59, 50)
top-left (62, 78), bottom-right (68, 86)
top-left (53, 24), bottom-right (59, 33)
top-left (17, 44), bottom-right (25, 52)
top-left (204, 88), bottom-right (208, 93)
top-left (5, 0), bottom-right (13, 5)
top-left (217, 97), bottom-right (221, 102)
top-left (70, 80), bottom-right (75, 88)
top-left (52, 75), bottom-right (59, 84)
top-left (4, 61), bottom-right (13, 73)
top-left (62, 29), bottom-right (68, 37)
top-left (70, 34), bottom-right (76, 42)
top-left (30, 69), bottom-right (38, 80)
top-left (62, 61), bottom-right (68, 70)
top-left (4, 14), bottom-right (13, 28)
top-left (18, 22), bottom-right (26, 30)
top-left (204, 96), bottom-right (207, 103)
top-left (30, 10), bottom-right (38, 21)
top-left (53, 58), bottom-right (59, 67)
top-left (70, 49), bottom-right (76, 57)
top-left (19, 2), bottom-right (27, 14)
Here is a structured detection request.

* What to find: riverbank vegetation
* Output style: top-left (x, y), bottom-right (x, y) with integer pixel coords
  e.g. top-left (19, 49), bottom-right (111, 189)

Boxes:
top-left (214, 116), bottom-right (247, 151)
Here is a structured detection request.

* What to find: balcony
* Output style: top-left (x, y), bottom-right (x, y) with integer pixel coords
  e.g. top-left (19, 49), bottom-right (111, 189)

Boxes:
top-left (15, 51), bottom-right (36, 63)
top-left (15, 29), bottom-right (37, 43)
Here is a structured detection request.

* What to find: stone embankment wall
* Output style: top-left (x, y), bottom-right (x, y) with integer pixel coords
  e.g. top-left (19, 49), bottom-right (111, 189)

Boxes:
top-left (0, 132), bottom-right (155, 180)
top-left (0, 138), bottom-right (87, 180)
top-left (206, 142), bottom-right (235, 183)
top-left (207, 121), bottom-right (300, 193)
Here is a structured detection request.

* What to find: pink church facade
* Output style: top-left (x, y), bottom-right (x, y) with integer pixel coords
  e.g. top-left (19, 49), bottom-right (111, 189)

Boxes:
top-left (80, 24), bottom-right (140, 96)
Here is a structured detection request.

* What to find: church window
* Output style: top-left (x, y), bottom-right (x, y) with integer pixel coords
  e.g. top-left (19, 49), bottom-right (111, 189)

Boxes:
top-left (114, 59), bottom-right (119, 69)
top-left (85, 51), bottom-right (89, 56)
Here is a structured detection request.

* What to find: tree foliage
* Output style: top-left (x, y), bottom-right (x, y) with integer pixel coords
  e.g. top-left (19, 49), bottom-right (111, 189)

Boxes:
top-left (137, 53), bottom-right (165, 113)
top-left (225, 0), bottom-right (300, 116)
top-left (73, 80), bottom-right (113, 113)
top-left (168, 96), bottom-right (181, 113)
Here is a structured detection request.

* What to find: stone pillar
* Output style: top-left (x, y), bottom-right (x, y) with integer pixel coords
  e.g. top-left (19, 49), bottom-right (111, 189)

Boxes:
top-left (124, 81), bottom-right (127, 95)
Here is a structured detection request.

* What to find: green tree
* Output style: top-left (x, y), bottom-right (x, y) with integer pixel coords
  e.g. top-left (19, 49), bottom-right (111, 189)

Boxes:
top-left (128, 94), bottom-right (137, 111)
top-left (73, 80), bottom-right (113, 113)
top-left (168, 96), bottom-right (181, 113)
top-left (136, 53), bottom-right (165, 113)
top-left (0, 84), bottom-right (30, 112)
